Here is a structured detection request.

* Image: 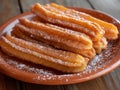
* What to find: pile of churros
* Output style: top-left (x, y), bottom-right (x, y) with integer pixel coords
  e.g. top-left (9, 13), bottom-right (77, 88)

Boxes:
top-left (0, 3), bottom-right (118, 73)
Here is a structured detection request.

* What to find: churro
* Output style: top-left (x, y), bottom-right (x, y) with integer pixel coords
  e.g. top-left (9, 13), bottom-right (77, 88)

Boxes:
top-left (31, 15), bottom-right (107, 53)
top-left (12, 23), bottom-right (95, 59)
top-left (46, 3), bottom-right (118, 40)
top-left (31, 3), bottom-right (104, 42)
top-left (0, 35), bottom-right (88, 73)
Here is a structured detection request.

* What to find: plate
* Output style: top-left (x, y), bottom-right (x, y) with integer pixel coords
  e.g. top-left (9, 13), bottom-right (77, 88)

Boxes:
top-left (0, 7), bottom-right (120, 85)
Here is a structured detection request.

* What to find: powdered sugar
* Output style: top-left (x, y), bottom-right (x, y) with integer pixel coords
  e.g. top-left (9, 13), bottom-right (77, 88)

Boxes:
top-left (0, 12), bottom-right (119, 83)
top-left (0, 40), bottom-right (118, 82)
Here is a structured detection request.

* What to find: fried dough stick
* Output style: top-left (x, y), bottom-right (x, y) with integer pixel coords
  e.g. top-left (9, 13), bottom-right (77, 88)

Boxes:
top-left (12, 24), bottom-right (95, 59)
top-left (19, 18), bottom-right (92, 49)
top-left (7, 35), bottom-right (88, 63)
top-left (0, 35), bottom-right (88, 73)
top-left (31, 3), bottom-right (104, 42)
top-left (43, 4), bottom-right (109, 53)
top-left (31, 16), bottom-right (108, 53)
top-left (12, 26), bottom-right (95, 58)
top-left (47, 3), bottom-right (118, 40)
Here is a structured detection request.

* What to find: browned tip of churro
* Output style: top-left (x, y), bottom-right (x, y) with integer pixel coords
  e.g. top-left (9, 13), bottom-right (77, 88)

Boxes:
top-left (93, 37), bottom-right (108, 53)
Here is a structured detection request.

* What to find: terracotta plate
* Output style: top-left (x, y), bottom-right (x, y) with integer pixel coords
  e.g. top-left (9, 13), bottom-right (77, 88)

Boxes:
top-left (0, 7), bottom-right (120, 85)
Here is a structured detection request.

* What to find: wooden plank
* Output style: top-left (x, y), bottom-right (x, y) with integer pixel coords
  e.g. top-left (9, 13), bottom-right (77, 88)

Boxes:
top-left (19, 77), bottom-right (108, 90)
top-left (0, 0), bottom-right (21, 90)
top-left (21, 71), bottom-right (120, 90)
top-left (0, 0), bottom-right (20, 25)
top-left (89, 0), bottom-right (120, 20)
top-left (102, 68), bottom-right (120, 90)
top-left (0, 74), bottom-right (20, 90)
top-left (20, 0), bottom-right (92, 12)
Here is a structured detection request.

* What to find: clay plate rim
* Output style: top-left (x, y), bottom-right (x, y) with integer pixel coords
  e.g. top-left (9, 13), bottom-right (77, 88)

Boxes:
top-left (0, 7), bottom-right (120, 85)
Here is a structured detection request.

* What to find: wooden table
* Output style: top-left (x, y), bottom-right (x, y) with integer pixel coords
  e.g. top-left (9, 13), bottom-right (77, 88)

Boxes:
top-left (0, 0), bottom-right (120, 90)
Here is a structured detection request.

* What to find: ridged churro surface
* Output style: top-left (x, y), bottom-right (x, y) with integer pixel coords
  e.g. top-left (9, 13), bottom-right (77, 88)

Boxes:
top-left (0, 3), bottom-right (119, 73)
top-left (0, 35), bottom-right (88, 73)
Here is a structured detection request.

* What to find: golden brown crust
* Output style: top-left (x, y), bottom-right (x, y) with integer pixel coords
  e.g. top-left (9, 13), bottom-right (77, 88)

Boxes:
top-left (12, 23), bottom-right (95, 59)
top-left (19, 18), bottom-right (92, 49)
top-left (47, 3), bottom-right (118, 40)
top-left (31, 3), bottom-right (104, 42)
top-left (12, 27), bottom-right (94, 60)
top-left (0, 35), bottom-right (88, 73)
top-left (31, 16), bottom-right (108, 54)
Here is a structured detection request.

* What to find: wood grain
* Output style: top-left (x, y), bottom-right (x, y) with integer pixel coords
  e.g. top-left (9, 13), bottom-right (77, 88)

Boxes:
top-left (0, 74), bottom-right (20, 90)
top-left (0, 0), bottom-right (20, 25)
top-left (89, 0), bottom-right (120, 20)
top-left (16, 76), bottom-right (110, 90)
top-left (102, 68), bottom-right (120, 90)
top-left (0, 0), bottom-right (21, 90)
top-left (20, 0), bottom-right (92, 12)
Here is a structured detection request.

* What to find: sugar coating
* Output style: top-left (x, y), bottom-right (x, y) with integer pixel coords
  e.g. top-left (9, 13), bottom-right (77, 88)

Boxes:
top-left (4, 42), bottom-right (117, 82)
